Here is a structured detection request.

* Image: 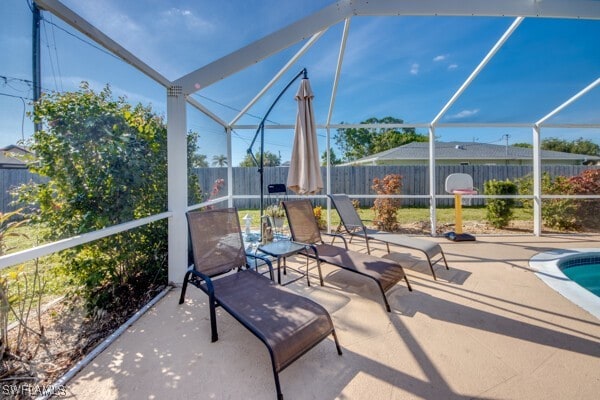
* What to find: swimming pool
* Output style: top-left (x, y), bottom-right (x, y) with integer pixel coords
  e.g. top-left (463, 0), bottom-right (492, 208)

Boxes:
top-left (530, 248), bottom-right (600, 320)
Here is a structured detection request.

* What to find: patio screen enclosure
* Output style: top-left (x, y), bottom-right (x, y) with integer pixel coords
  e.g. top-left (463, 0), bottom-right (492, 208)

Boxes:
top-left (3, 0), bottom-right (599, 284)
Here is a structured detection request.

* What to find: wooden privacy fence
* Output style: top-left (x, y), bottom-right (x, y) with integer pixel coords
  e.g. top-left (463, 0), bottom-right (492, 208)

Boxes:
top-left (193, 165), bottom-right (600, 209)
top-left (1, 165), bottom-right (597, 213)
top-left (0, 169), bottom-right (46, 213)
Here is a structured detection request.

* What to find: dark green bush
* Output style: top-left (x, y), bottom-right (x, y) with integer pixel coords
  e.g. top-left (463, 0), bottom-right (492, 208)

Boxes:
top-left (484, 179), bottom-right (517, 228)
top-left (18, 83), bottom-right (200, 313)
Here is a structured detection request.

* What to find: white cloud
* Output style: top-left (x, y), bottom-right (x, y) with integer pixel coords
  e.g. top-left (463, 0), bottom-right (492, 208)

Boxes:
top-left (410, 63), bottom-right (420, 75)
top-left (448, 109), bottom-right (480, 119)
top-left (448, 64), bottom-right (458, 70)
top-left (161, 8), bottom-right (214, 31)
top-left (433, 55), bottom-right (446, 62)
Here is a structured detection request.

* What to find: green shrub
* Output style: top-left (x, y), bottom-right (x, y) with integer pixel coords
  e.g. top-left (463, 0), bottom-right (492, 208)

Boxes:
top-left (16, 83), bottom-right (199, 313)
top-left (484, 179), bottom-right (518, 228)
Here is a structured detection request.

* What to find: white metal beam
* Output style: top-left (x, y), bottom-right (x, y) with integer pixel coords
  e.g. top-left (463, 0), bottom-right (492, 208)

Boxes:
top-left (0, 212), bottom-right (171, 270)
top-left (431, 17), bottom-right (524, 126)
top-left (532, 125), bottom-right (542, 236)
top-left (229, 30), bottom-right (326, 126)
top-left (35, 0), bottom-right (171, 88)
top-left (326, 18), bottom-right (351, 127)
top-left (226, 127), bottom-right (234, 208)
top-left (536, 77), bottom-right (600, 126)
top-left (186, 96), bottom-right (228, 128)
top-left (428, 126), bottom-right (437, 236)
top-left (350, 0), bottom-right (600, 19)
top-left (174, 2), bottom-right (350, 93)
top-left (174, 0), bottom-right (600, 94)
top-left (166, 86), bottom-right (188, 284)
top-left (232, 122), bottom-right (600, 130)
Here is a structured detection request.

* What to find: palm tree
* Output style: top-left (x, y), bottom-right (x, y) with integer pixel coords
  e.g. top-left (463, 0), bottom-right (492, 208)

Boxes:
top-left (190, 153), bottom-right (208, 168)
top-left (212, 154), bottom-right (228, 167)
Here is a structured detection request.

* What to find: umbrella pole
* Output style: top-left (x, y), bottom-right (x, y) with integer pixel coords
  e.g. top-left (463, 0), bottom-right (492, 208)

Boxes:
top-left (247, 68), bottom-right (308, 220)
top-left (260, 124), bottom-right (264, 216)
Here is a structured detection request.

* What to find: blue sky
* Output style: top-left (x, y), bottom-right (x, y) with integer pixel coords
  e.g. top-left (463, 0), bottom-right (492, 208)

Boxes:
top-left (1, 0), bottom-right (599, 165)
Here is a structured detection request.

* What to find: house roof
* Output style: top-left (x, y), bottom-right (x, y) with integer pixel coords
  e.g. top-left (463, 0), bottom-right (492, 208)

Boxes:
top-left (0, 144), bottom-right (31, 155)
top-left (0, 144), bottom-right (29, 168)
top-left (349, 141), bottom-right (600, 165)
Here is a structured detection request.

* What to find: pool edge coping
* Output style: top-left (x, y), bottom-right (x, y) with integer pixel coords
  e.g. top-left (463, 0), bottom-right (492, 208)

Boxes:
top-left (529, 248), bottom-right (600, 321)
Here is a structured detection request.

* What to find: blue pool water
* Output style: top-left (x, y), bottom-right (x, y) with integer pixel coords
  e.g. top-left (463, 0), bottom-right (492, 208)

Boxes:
top-left (531, 249), bottom-right (600, 320)
top-left (560, 262), bottom-right (600, 297)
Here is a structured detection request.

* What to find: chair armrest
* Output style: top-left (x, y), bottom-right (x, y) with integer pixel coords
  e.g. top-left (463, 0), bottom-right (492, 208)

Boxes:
top-left (323, 232), bottom-right (348, 249)
top-left (189, 266), bottom-right (215, 296)
top-left (246, 252), bottom-right (275, 281)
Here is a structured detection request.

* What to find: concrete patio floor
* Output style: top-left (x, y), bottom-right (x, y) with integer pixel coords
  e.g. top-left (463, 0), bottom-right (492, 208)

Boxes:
top-left (63, 234), bottom-right (600, 399)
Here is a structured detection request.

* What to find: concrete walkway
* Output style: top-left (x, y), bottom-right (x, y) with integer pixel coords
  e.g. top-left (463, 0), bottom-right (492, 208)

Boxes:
top-left (63, 235), bottom-right (600, 399)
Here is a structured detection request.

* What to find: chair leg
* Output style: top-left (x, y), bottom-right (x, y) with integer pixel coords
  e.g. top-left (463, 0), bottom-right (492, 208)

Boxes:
top-left (271, 361), bottom-right (283, 400)
top-left (305, 257), bottom-right (311, 287)
top-left (316, 258), bottom-right (324, 286)
top-left (442, 251), bottom-right (450, 270)
top-left (208, 293), bottom-right (218, 343)
top-left (379, 285), bottom-right (391, 312)
top-left (404, 272), bottom-right (413, 292)
top-left (427, 257), bottom-right (438, 281)
top-left (178, 270), bottom-right (192, 304)
top-left (331, 329), bottom-right (343, 355)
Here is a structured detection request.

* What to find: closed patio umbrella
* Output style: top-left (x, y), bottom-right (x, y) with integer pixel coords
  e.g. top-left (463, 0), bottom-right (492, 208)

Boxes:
top-left (287, 78), bottom-right (323, 194)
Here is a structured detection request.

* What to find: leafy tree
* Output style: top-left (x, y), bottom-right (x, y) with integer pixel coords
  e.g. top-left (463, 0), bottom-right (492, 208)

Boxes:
top-left (541, 137), bottom-right (572, 153)
top-left (212, 154), bottom-right (228, 167)
top-left (17, 83), bottom-right (198, 313)
top-left (334, 116), bottom-right (427, 161)
top-left (512, 143), bottom-right (532, 148)
top-left (188, 152), bottom-right (208, 168)
top-left (371, 128), bottom-right (428, 154)
top-left (239, 150), bottom-right (281, 167)
top-left (541, 137), bottom-right (599, 156)
top-left (321, 148), bottom-right (341, 166)
top-left (570, 138), bottom-right (600, 156)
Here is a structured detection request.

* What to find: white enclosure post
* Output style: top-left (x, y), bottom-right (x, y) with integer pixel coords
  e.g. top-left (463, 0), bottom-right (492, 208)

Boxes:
top-left (532, 125), bottom-right (542, 236)
top-left (428, 126), bottom-right (437, 236)
top-left (226, 127), bottom-right (233, 207)
top-left (167, 86), bottom-right (189, 283)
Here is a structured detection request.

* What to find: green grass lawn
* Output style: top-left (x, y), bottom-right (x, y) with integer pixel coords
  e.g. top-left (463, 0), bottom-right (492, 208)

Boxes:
top-left (0, 205), bottom-right (533, 323)
top-left (237, 206), bottom-right (533, 229)
top-left (2, 224), bottom-right (73, 323)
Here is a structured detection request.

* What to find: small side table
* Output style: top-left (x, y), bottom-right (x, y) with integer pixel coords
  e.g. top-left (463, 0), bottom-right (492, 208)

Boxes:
top-left (258, 241), bottom-right (309, 286)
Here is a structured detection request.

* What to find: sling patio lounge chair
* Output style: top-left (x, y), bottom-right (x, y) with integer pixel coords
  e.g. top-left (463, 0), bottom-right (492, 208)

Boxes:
top-left (179, 208), bottom-right (342, 400)
top-left (328, 194), bottom-right (449, 280)
top-left (282, 199), bottom-right (412, 312)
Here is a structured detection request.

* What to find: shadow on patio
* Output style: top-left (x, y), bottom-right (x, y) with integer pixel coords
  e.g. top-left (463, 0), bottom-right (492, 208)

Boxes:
top-left (63, 235), bottom-right (600, 399)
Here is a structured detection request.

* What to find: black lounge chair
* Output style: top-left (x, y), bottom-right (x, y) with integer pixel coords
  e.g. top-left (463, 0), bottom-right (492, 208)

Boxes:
top-left (328, 194), bottom-right (449, 280)
top-left (179, 208), bottom-right (342, 400)
top-left (282, 199), bottom-right (412, 312)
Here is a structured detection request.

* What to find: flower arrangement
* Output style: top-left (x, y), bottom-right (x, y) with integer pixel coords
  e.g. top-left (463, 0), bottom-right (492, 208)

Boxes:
top-left (264, 204), bottom-right (286, 218)
top-left (313, 205), bottom-right (326, 230)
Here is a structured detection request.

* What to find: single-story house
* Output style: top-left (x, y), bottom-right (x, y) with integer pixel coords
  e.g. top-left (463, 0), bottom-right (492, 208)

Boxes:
top-left (0, 144), bottom-right (30, 169)
top-left (344, 141), bottom-right (600, 166)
